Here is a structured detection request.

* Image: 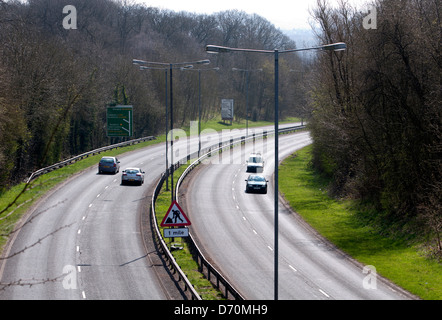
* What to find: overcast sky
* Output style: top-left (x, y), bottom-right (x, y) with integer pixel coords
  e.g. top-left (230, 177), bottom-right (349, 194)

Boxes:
top-left (134, 0), bottom-right (368, 30)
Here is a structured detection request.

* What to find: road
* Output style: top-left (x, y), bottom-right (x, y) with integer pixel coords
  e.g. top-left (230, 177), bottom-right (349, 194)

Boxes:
top-left (184, 131), bottom-right (413, 300)
top-left (0, 123), bottom-right (298, 299)
top-left (0, 143), bottom-right (175, 299)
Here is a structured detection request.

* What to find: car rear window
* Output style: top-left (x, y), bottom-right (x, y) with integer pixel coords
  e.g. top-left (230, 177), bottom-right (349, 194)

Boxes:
top-left (100, 158), bottom-right (114, 163)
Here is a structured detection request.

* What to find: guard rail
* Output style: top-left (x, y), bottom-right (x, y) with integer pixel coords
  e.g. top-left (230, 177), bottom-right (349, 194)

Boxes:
top-left (26, 136), bottom-right (156, 183)
top-left (152, 124), bottom-right (306, 300)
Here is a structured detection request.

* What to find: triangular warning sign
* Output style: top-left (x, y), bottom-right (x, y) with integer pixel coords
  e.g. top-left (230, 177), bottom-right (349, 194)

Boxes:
top-left (160, 200), bottom-right (191, 227)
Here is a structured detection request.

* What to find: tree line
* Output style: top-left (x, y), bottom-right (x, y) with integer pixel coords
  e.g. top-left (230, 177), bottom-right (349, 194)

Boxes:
top-left (308, 0), bottom-right (441, 258)
top-left (0, 0), bottom-right (304, 190)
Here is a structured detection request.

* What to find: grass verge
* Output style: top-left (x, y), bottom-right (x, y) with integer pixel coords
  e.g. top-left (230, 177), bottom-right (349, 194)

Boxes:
top-left (0, 138), bottom-right (161, 255)
top-left (153, 165), bottom-right (224, 300)
top-left (279, 145), bottom-right (441, 300)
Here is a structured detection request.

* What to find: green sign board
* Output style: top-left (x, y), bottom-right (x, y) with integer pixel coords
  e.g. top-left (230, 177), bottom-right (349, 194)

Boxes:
top-left (107, 105), bottom-right (133, 137)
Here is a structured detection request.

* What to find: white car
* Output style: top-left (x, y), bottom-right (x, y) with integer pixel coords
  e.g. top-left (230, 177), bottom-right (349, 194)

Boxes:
top-left (246, 153), bottom-right (264, 173)
top-left (121, 168), bottom-right (145, 185)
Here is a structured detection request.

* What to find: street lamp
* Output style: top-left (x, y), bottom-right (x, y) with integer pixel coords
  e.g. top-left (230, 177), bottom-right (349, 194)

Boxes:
top-left (133, 58), bottom-right (210, 201)
top-left (206, 42), bottom-right (346, 300)
top-left (232, 67), bottom-right (263, 138)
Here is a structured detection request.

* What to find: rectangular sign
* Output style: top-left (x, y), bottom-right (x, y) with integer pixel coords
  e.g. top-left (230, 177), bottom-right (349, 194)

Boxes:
top-left (164, 228), bottom-right (189, 238)
top-left (107, 105), bottom-right (133, 137)
top-left (221, 99), bottom-right (234, 120)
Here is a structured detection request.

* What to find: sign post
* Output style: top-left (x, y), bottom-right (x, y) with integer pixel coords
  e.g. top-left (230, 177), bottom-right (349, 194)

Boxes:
top-left (107, 105), bottom-right (133, 137)
top-left (221, 99), bottom-right (234, 125)
top-left (161, 200), bottom-right (191, 246)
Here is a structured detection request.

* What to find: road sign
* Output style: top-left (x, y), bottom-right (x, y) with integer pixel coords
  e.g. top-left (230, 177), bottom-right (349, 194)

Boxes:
top-left (107, 105), bottom-right (133, 137)
top-left (164, 227), bottom-right (189, 238)
top-left (160, 201), bottom-right (191, 227)
top-left (221, 99), bottom-right (234, 121)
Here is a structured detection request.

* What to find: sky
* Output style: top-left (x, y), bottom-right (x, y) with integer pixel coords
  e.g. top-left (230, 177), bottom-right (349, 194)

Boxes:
top-left (134, 0), bottom-right (368, 30)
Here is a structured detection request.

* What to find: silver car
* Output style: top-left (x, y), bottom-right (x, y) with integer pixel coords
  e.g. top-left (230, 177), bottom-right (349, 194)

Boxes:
top-left (121, 168), bottom-right (145, 185)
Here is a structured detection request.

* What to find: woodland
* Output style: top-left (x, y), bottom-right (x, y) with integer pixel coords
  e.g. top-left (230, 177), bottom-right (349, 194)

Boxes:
top-left (309, 0), bottom-right (441, 257)
top-left (0, 0), bottom-right (304, 186)
top-left (0, 0), bottom-right (440, 257)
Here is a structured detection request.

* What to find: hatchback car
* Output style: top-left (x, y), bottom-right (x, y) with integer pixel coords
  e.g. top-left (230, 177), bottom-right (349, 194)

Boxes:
top-left (121, 168), bottom-right (145, 185)
top-left (245, 175), bottom-right (268, 194)
top-left (246, 153), bottom-right (264, 172)
top-left (98, 156), bottom-right (120, 174)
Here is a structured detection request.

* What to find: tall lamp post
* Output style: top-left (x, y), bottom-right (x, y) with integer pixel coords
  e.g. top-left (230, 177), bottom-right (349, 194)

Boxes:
top-left (206, 42), bottom-right (346, 300)
top-left (133, 58), bottom-right (210, 201)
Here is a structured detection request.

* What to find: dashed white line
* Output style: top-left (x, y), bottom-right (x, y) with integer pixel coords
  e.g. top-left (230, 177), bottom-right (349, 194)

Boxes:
top-left (252, 229), bottom-right (258, 235)
top-left (76, 246), bottom-right (80, 252)
top-left (289, 265), bottom-right (297, 272)
top-left (319, 289), bottom-right (330, 298)
top-left (88, 204), bottom-right (93, 208)
top-left (267, 246), bottom-right (273, 251)
top-left (82, 291), bottom-right (86, 299)
top-left (77, 229), bottom-right (81, 234)
top-left (96, 193), bottom-right (100, 198)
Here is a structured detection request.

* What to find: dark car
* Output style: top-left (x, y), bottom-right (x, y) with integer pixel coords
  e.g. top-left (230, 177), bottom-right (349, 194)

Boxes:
top-left (245, 175), bottom-right (268, 194)
top-left (98, 156), bottom-right (120, 174)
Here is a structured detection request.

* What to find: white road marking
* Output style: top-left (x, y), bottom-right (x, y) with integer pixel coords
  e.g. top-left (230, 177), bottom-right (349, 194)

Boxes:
top-left (82, 291), bottom-right (86, 299)
top-left (319, 289), bottom-right (330, 298)
top-left (289, 265), bottom-right (297, 272)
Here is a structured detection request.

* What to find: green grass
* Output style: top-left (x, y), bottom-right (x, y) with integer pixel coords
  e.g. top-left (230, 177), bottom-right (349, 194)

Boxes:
top-left (279, 145), bottom-right (442, 300)
top-left (154, 165), bottom-right (224, 300)
top-left (0, 116), bottom-right (299, 298)
top-left (181, 116), bottom-right (301, 135)
top-left (0, 138), bottom-right (161, 253)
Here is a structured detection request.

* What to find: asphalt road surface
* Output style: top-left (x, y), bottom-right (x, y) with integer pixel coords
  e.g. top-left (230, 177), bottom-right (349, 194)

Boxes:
top-left (0, 123), bottom-right (297, 299)
top-left (184, 131), bottom-right (413, 300)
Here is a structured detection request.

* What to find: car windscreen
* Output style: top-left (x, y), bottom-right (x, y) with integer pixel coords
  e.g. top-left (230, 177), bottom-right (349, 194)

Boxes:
top-left (249, 176), bottom-right (265, 181)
